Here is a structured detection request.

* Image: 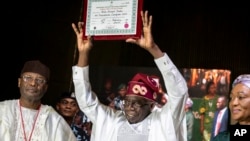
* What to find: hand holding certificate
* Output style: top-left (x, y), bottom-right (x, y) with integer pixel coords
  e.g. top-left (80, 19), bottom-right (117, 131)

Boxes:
top-left (82, 0), bottom-right (144, 40)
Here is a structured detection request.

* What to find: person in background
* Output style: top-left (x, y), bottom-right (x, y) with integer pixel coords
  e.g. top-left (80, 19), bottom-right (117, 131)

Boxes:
top-left (199, 81), bottom-right (218, 141)
top-left (112, 83), bottom-right (127, 110)
top-left (73, 110), bottom-right (92, 141)
top-left (155, 83), bottom-right (168, 108)
top-left (56, 92), bottom-right (79, 125)
top-left (229, 74), bottom-right (250, 125)
top-left (71, 10), bottom-right (188, 141)
top-left (0, 60), bottom-right (76, 141)
top-left (185, 97), bottom-right (194, 141)
top-left (56, 91), bottom-right (91, 141)
top-left (98, 78), bottom-right (116, 106)
top-left (210, 95), bottom-right (229, 141)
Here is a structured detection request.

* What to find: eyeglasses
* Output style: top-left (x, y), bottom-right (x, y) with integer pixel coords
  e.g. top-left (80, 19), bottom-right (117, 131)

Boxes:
top-left (21, 75), bottom-right (46, 85)
top-left (122, 100), bottom-right (149, 108)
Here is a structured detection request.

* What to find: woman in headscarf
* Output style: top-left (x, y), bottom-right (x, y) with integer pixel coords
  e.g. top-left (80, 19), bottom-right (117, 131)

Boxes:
top-left (229, 74), bottom-right (250, 125)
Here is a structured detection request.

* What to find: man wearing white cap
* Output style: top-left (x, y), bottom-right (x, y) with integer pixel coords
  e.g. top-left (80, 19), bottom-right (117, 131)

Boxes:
top-left (71, 11), bottom-right (188, 141)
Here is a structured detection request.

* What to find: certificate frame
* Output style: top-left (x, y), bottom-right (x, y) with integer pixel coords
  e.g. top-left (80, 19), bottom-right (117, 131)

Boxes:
top-left (82, 0), bottom-right (144, 40)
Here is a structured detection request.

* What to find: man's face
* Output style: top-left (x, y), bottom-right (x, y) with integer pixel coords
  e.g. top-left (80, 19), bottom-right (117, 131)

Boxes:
top-left (57, 98), bottom-right (79, 118)
top-left (123, 95), bottom-right (153, 124)
top-left (216, 97), bottom-right (226, 110)
top-left (229, 83), bottom-right (250, 124)
top-left (18, 72), bottom-right (48, 101)
top-left (118, 87), bottom-right (127, 97)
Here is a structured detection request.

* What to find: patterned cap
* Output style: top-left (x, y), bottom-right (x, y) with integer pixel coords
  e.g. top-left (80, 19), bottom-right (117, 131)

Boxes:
top-left (232, 74), bottom-right (250, 89)
top-left (126, 73), bottom-right (160, 101)
top-left (21, 60), bottom-right (50, 81)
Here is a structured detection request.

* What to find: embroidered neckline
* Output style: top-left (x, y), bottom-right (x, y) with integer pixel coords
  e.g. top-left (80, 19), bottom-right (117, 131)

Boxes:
top-left (19, 100), bottom-right (41, 141)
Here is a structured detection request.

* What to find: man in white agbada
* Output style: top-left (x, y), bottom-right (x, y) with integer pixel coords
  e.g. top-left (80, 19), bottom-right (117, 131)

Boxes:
top-left (0, 60), bottom-right (76, 141)
top-left (71, 11), bottom-right (188, 141)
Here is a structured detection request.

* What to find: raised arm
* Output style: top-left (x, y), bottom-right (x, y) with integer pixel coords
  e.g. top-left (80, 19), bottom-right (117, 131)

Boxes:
top-left (127, 10), bottom-right (188, 141)
top-left (126, 11), bottom-right (164, 59)
top-left (71, 22), bottom-right (92, 67)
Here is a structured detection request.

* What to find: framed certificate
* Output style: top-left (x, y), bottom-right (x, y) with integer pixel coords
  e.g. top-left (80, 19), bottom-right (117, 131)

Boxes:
top-left (82, 0), bottom-right (144, 40)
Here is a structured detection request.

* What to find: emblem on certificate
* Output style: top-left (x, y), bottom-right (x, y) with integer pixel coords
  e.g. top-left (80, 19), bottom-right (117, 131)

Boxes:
top-left (82, 0), bottom-right (144, 40)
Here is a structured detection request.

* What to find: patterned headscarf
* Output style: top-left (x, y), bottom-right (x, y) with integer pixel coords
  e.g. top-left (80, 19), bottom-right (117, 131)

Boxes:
top-left (232, 74), bottom-right (250, 89)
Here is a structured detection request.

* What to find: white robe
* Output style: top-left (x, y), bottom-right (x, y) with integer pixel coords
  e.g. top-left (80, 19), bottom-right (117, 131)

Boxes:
top-left (0, 100), bottom-right (77, 141)
top-left (72, 53), bottom-right (188, 141)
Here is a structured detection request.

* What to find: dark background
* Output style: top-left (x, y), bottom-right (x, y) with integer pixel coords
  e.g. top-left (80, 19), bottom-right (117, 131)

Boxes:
top-left (1, 0), bottom-right (249, 106)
